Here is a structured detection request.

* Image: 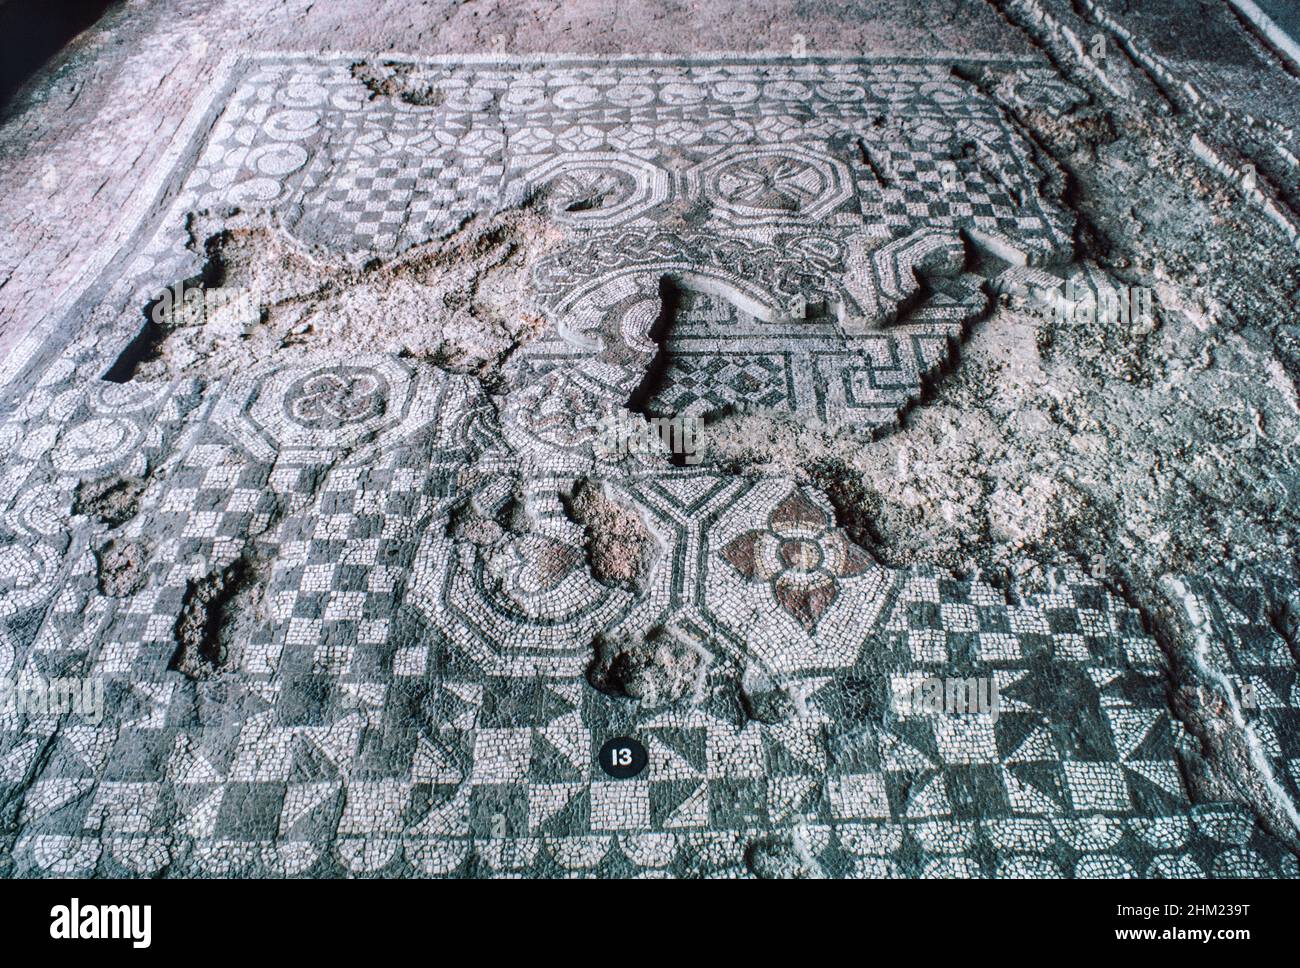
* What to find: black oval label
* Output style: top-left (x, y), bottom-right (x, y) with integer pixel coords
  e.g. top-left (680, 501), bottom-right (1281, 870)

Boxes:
top-left (598, 736), bottom-right (648, 779)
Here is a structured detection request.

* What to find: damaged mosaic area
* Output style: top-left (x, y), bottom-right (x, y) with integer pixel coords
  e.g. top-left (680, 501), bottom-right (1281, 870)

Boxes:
top-left (1, 52), bottom-right (1298, 878)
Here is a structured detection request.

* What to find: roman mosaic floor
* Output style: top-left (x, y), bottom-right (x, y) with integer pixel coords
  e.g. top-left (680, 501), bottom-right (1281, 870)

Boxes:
top-left (1, 42), bottom-right (1299, 878)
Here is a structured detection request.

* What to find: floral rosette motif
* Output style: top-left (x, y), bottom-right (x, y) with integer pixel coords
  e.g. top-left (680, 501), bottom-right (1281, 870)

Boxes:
top-left (721, 489), bottom-right (874, 630)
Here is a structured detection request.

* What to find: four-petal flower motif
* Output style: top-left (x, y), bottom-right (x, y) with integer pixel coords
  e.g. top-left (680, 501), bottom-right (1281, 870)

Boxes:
top-left (721, 489), bottom-right (874, 630)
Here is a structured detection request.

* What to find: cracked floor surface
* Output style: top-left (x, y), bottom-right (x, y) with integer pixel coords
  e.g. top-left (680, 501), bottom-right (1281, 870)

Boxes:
top-left (1, 1), bottom-right (1300, 878)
